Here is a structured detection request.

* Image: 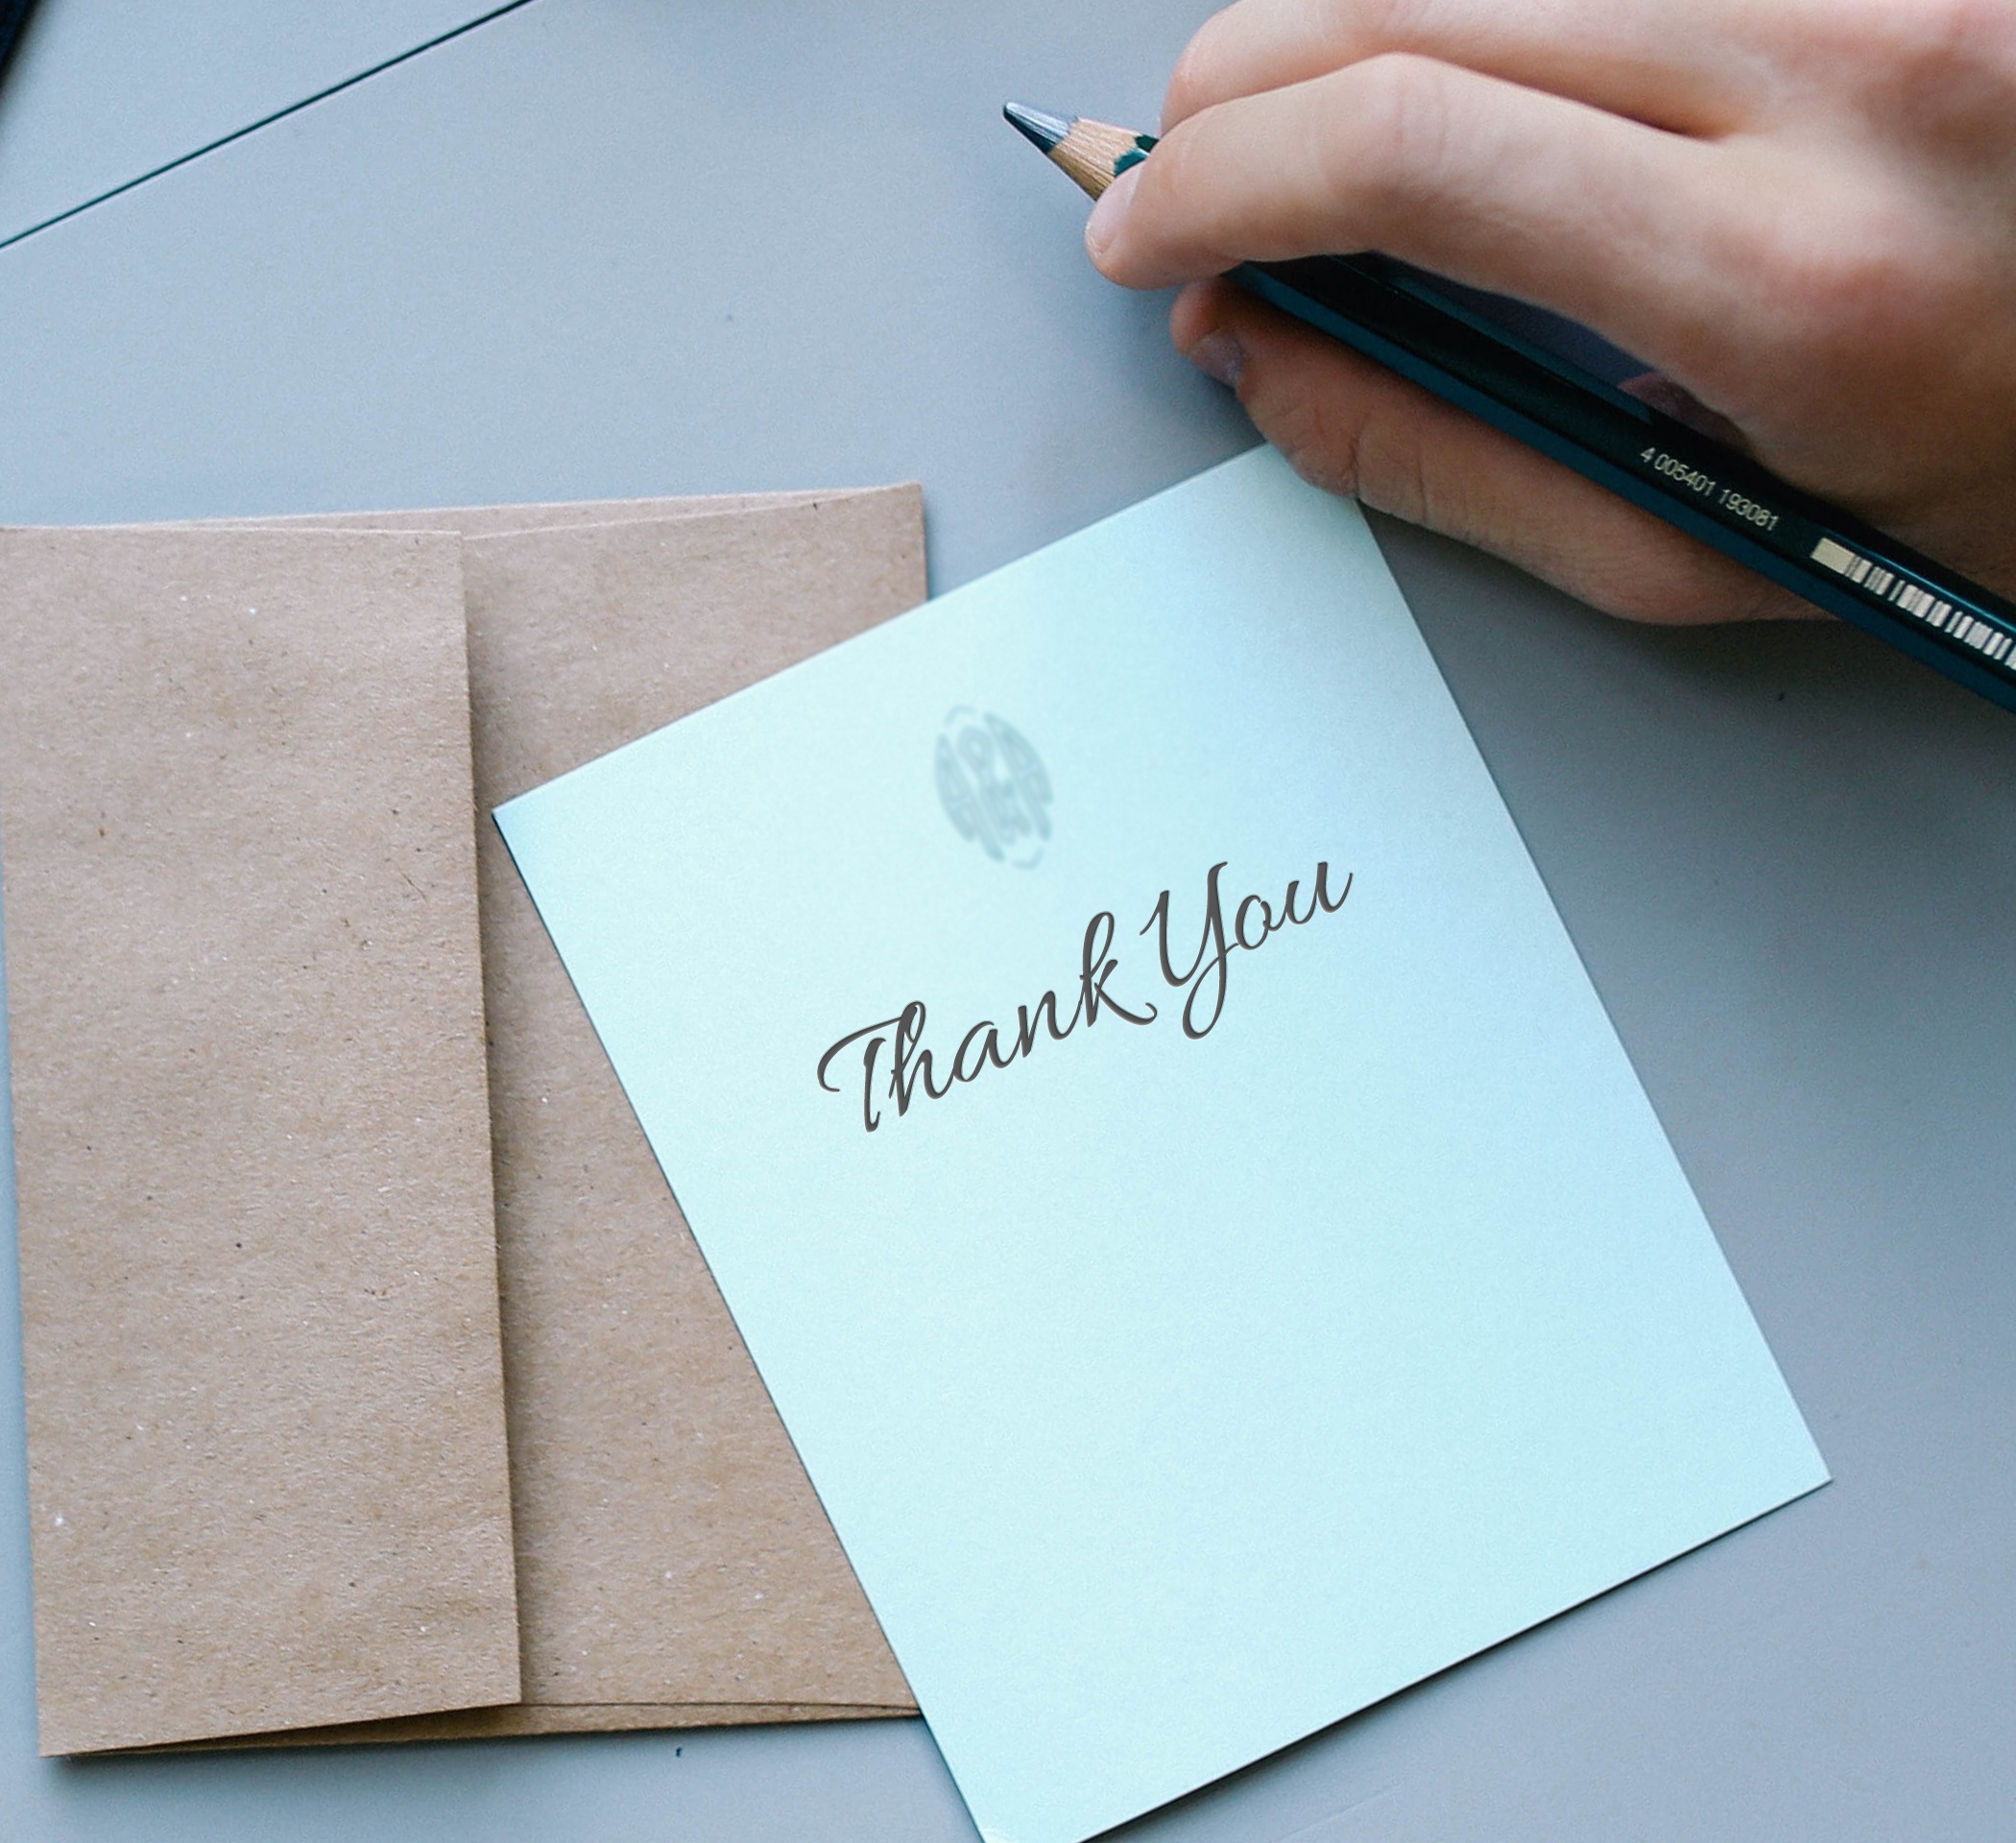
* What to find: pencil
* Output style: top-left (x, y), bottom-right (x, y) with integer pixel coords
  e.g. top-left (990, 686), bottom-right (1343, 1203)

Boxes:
top-left (1005, 102), bottom-right (2016, 715)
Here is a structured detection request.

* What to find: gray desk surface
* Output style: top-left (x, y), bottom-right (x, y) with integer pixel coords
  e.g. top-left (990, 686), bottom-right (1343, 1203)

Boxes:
top-left (0, 0), bottom-right (509, 243)
top-left (2, 5), bottom-right (2012, 1838)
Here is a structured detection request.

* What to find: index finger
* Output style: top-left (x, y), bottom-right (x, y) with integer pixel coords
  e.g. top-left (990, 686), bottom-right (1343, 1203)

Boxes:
top-left (1092, 56), bottom-right (1794, 403)
top-left (1164, 0), bottom-right (1766, 137)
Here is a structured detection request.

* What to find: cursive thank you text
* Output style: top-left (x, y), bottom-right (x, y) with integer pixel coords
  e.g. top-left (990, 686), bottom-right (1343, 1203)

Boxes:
top-left (815, 858), bottom-right (1351, 1133)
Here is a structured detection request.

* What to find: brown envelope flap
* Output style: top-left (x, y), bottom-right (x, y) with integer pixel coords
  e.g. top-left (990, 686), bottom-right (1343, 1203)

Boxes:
top-left (0, 527), bottom-right (517, 1754)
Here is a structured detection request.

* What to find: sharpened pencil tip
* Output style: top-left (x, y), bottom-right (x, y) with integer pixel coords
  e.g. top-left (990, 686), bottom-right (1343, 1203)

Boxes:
top-left (1003, 103), bottom-right (1069, 154)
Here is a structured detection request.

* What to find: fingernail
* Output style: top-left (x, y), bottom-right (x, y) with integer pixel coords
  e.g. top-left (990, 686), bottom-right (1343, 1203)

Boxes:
top-left (1085, 163), bottom-right (1141, 262)
top-left (1186, 329), bottom-right (1245, 391)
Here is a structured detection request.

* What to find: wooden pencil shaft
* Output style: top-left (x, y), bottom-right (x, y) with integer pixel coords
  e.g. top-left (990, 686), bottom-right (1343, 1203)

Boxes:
top-left (1047, 118), bottom-right (1146, 199)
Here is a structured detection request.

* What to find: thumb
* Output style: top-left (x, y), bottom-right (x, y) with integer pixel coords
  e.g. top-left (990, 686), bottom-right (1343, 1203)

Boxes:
top-left (1171, 279), bottom-right (1818, 626)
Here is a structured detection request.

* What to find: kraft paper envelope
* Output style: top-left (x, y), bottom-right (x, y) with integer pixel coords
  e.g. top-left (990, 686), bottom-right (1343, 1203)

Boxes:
top-left (207, 489), bottom-right (840, 539)
top-left (0, 526), bottom-right (518, 1755)
top-left (228, 491), bottom-right (921, 1744)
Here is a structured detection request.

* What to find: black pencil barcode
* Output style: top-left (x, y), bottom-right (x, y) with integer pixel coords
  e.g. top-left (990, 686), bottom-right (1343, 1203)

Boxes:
top-left (1811, 538), bottom-right (2013, 661)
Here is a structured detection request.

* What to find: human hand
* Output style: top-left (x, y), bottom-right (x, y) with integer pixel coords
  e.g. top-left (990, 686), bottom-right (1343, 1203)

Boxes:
top-left (1085, 0), bottom-right (2016, 623)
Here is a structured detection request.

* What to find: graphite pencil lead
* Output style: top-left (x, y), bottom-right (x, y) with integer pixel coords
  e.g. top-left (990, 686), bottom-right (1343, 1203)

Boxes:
top-left (1002, 102), bottom-right (1068, 154)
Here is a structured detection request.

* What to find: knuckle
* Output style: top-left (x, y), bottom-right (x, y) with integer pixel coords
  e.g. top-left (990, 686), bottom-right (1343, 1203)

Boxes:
top-left (1354, 421), bottom-right (1433, 528)
top-left (1754, 207), bottom-right (1964, 367)
top-left (1774, 237), bottom-right (1906, 343)
top-left (1253, 377), bottom-right (1372, 503)
top-left (1163, 6), bottom-right (1244, 127)
top-left (1331, 54), bottom-right (1460, 227)
top-left (1819, 0), bottom-right (2016, 117)
top-left (1883, 0), bottom-right (2016, 77)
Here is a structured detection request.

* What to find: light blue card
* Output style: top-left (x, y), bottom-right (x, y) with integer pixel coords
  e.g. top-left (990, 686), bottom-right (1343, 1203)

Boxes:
top-left (497, 449), bottom-right (1827, 1843)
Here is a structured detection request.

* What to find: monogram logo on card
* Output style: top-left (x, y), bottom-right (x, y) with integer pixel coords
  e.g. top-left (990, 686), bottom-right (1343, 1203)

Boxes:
top-left (935, 707), bottom-right (1051, 868)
